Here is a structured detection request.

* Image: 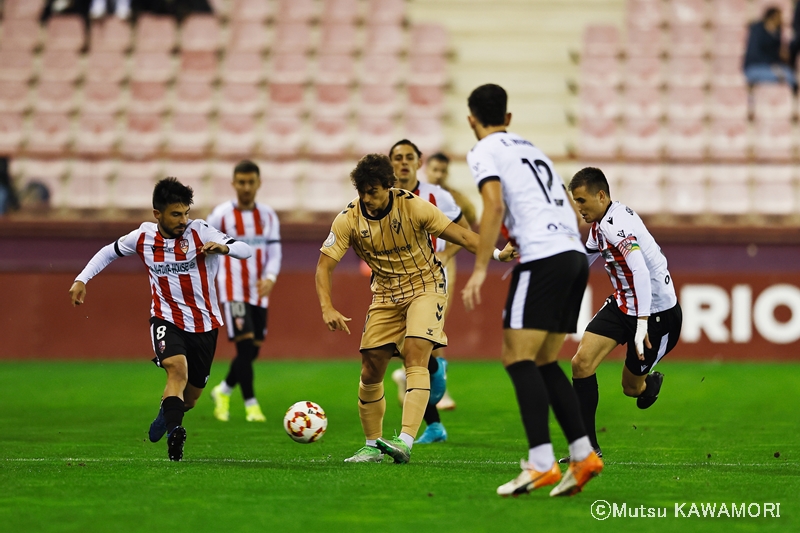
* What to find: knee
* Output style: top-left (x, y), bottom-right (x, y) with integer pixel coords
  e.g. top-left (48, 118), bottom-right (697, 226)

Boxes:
top-left (571, 353), bottom-right (595, 378)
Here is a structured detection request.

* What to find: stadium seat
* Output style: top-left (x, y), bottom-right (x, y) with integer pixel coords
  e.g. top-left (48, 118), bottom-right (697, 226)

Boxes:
top-left (663, 164), bottom-right (707, 214)
top-left (302, 177), bottom-right (355, 212)
top-left (316, 53), bottom-right (356, 85)
top-left (254, 173), bottom-right (299, 212)
top-left (752, 118), bottom-right (793, 162)
top-left (367, 0), bottom-right (406, 26)
top-left (707, 118), bottom-right (749, 161)
top-left (620, 86), bottom-right (661, 120)
top-left (135, 15), bottom-right (177, 52)
top-left (82, 81), bottom-right (123, 114)
top-left (218, 82), bottom-right (263, 115)
top-left (579, 55), bottom-right (620, 88)
top-left (625, 27), bottom-right (663, 58)
top-left (407, 84), bottom-right (445, 118)
top-left (710, 24), bottom-right (747, 59)
top-left (277, 0), bottom-right (318, 23)
top-left (0, 111), bottom-right (25, 154)
top-left (130, 51), bottom-right (174, 83)
top-left (615, 164), bottom-right (664, 215)
top-left (577, 117), bottom-right (618, 159)
top-left (267, 83), bottom-right (306, 115)
top-left (578, 85), bottom-right (620, 120)
top-left (710, 0), bottom-right (748, 27)
top-left (322, 0), bottom-right (360, 24)
top-left (230, 0), bottom-right (274, 22)
top-left (404, 116), bottom-right (444, 155)
top-left (668, 24), bottom-right (707, 58)
top-left (626, 0), bottom-right (664, 31)
top-left (410, 24), bottom-right (449, 56)
top-left (666, 55), bottom-right (708, 88)
top-left (314, 84), bottom-right (352, 118)
top-left (669, 0), bottom-right (708, 26)
top-left (39, 49), bottom-right (83, 83)
top-left (128, 81), bottom-right (169, 114)
top-left (272, 22), bottom-right (312, 54)
top-left (215, 113), bottom-right (259, 158)
top-left (221, 52), bottom-right (265, 84)
top-left (306, 160), bottom-right (355, 182)
top-left (319, 23), bottom-right (359, 56)
top-left (665, 118), bottom-right (706, 161)
top-left (307, 116), bottom-right (352, 157)
top-left (0, 19), bottom-right (41, 52)
top-left (3, 0), bottom-right (42, 20)
top-left (622, 118), bottom-right (662, 160)
top-left (708, 86), bottom-right (748, 120)
top-left (165, 160), bottom-right (210, 208)
top-left (44, 16), bottom-right (85, 52)
top-left (173, 80), bottom-right (216, 114)
top-left (27, 111), bottom-right (72, 156)
top-left (67, 160), bottom-right (114, 209)
top-left (167, 113), bottom-right (212, 157)
top-left (0, 50), bottom-right (34, 82)
top-left (85, 50), bottom-right (127, 84)
top-left (365, 24), bottom-right (406, 55)
top-left (358, 84), bottom-right (400, 118)
top-left (227, 21), bottom-right (271, 53)
top-left (180, 15), bottom-right (221, 52)
top-left (706, 164), bottom-right (751, 215)
top-left (360, 53), bottom-right (403, 85)
top-left (261, 112), bottom-right (305, 156)
top-left (353, 116), bottom-right (397, 156)
top-left (408, 54), bottom-right (448, 87)
top-left (112, 160), bottom-right (163, 209)
top-left (74, 113), bottom-right (118, 157)
top-left (0, 80), bottom-right (29, 113)
top-left (207, 0), bottom-right (230, 17)
top-left (752, 84), bottom-right (794, 120)
top-left (120, 112), bottom-right (164, 159)
top-left (89, 17), bottom-right (131, 52)
top-left (270, 52), bottom-right (311, 84)
top-left (624, 56), bottom-right (663, 89)
top-left (665, 86), bottom-right (706, 120)
top-left (179, 51), bottom-right (218, 83)
top-left (16, 158), bottom-right (69, 208)
top-left (710, 55), bottom-right (746, 88)
top-left (751, 165), bottom-right (795, 215)
top-left (582, 25), bottom-right (620, 58)
top-left (33, 80), bottom-right (77, 114)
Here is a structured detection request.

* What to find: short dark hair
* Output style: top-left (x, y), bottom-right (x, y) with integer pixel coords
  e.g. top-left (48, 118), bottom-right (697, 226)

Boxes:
top-left (350, 154), bottom-right (396, 193)
top-left (233, 159), bottom-right (260, 177)
top-left (468, 84), bottom-right (508, 127)
top-left (389, 139), bottom-right (422, 159)
top-left (153, 177), bottom-right (194, 211)
top-left (568, 167), bottom-right (610, 196)
top-left (427, 152), bottom-right (450, 165)
top-left (764, 7), bottom-right (781, 21)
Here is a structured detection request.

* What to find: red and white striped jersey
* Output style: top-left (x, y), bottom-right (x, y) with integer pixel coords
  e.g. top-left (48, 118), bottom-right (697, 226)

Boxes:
top-left (411, 180), bottom-right (462, 253)
top-left (75, 219), bottom-right (252, 333)
top-left (207, 201), bottom-right (282, 307)
top-left (586, 201), bottom-right (677, 317)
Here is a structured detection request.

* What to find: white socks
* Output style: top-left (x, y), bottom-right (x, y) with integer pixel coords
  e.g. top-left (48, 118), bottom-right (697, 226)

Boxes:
top-left (568, 436), bottom-right (594, 462)
top-left (218, 381), bottom-right (233, 395)
top-left (399, 433), bottom-right (414, 449)
top-left (527, 443), bottom-right (555, 471)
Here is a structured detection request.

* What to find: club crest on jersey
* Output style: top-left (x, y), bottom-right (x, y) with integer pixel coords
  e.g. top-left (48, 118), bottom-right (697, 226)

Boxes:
top-left (179, 238), bottom-right (190, 254)
top-left (157, 340), bottom-right (166, 353)
top-left (361, 229), bottom-right (369, 238)
top-left (391, 219), bottom-right (401, 233)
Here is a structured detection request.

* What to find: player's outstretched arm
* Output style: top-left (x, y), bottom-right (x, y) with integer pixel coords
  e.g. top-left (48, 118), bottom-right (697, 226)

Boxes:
top-left (315, 253), bottom-right (351, 334)
top-left (69, 281), bottom-right (86, 306)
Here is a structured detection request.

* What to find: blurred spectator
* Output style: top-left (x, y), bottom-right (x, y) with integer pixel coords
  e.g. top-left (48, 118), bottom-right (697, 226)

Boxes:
top-left (90, 0), bottom-right (131, 20)
top-left (137, 0), bottom-right (213, 21)
top-left (40, 0), bottom-right (212, 23)
top-left (41, 0), bottom-right (91, 23)
top-left (19, 181), bottom-right (52, 212)
top-left (743, 7), bottom-right (797, 93)
top-left (0, 159), bottom-right (20, 216)
top-left (790, 1), bottom-right (800, 70)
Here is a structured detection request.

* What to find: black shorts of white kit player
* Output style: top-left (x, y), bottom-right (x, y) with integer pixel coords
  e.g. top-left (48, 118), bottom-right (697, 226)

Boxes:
top-left (149, 317), bottom-right (218, 388)
top-left (585, 296), bottom-right (683, 376)
top-left (222, 301), bottom-right (268, 342)
top-left (502, 250), bottom-right (589, 332)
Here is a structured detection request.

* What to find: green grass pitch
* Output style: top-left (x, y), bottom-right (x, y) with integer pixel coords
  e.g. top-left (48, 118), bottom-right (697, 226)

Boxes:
top-left (1, 359), bottom-right (798, 533)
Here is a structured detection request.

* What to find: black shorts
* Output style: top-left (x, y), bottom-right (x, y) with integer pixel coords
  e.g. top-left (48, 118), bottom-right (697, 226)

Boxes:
top-left (502, 250), bottom-right (589, 332)
top-left (222, 302), bottom-right (268, 342)
top-left (585, 297), bottom-right (683, 376)
top-left (149, 317), bottom-right (218, 388)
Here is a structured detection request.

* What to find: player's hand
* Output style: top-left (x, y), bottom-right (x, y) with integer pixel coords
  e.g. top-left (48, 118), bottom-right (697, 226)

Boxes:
top-left (322, 306), bottom-right (352, 334)
top-left (69, 281), bottom-right (86, 307)
top-left (498, 242), bottom-right (518, 262)
top-left (201, 242), bottom-right (229, 255)
top-left (257, 278), bottom-right (275, 298)
top-left (634, 317), bottom-right (652, 360)
top-left (462, 269), bottom-right (487, 311)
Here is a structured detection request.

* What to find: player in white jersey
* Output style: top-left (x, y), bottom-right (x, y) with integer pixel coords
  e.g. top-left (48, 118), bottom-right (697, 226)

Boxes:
top-left (461, 84), bottom-right (602, 497)
top-left (206, 160), bottom-right (282, 424)
top-left (388, 139), bottom-right (470, 445)
top-left (564, 167), bottom-right (682, 462)
top-left (68, 178), bottom-right (252, 461)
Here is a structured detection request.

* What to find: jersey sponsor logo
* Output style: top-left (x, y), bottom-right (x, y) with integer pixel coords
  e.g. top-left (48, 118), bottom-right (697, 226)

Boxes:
top-left (323, 231), bottom-right (336, 247)
top-left (152, 244), bottom-right (177, 253)
top-left (149, 259), bottom-right (198, 275)
top-left (391, 218), bottom-right (401, 233)
top-left (179, 238), bottom-right (190, 254)
top-left (370, 243), bottom-right (413, 256)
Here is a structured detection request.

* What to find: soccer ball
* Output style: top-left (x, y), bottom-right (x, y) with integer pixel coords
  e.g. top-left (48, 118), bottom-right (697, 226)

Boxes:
top-left (283, 401), bottom-right (328, 443)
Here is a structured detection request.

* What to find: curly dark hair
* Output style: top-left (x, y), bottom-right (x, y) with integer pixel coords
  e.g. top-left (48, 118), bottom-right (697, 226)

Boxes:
top-left (350, 154), bottom-right (396, 193)
top-left (152, 177), bottom-right (194, 211)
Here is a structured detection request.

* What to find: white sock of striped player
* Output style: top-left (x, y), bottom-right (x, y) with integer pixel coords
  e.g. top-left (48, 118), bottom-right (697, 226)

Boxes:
top-left (399, 433), bottom-right (414, 449)
top-left (218, 381), bottom-right (233, 395)
top-left (528, 443), bottom-right (555, 472)
top-left (567, 436), bottom-right (593, 462)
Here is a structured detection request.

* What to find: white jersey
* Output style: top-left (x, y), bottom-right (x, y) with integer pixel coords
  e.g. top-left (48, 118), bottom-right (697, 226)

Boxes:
top-left (207, 201), bottom-right (282, 307)
top-left (467, 131), bottom-right (584, 262)
top-left (586, 201), bottom-right (677, 317)
top-left (410, 180), bottom-right (462, 252)
top-left (75, 219), bottom-right (252, 333)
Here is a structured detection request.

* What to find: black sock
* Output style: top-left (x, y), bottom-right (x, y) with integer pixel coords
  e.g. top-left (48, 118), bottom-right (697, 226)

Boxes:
top-left (423, 402), bottom-right (441, 424)
top-left (538, 362), bottom-right (587, 444)
top-left (572, 374), bottom-right (600, 449)
top-left (427, 355), bottom-right (439, 374)
top-left (162, 396), bottom-right (185, 434)
top-left (238, 341), bottom-right (259, 400)
top-left (505, 360), bottom-right (551, 449)
top-left (225, 338), bottom-right (256, 393)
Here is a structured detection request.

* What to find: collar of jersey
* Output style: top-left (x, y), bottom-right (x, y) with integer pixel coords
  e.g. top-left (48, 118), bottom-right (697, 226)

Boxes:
top-left (360, 190), bottom-right (394, 221)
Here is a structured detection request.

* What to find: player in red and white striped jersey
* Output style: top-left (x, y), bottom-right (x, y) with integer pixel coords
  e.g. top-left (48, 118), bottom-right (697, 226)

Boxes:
top-left (69, 177), bottom-right (252, 461)
top-left (566, 166), bottom-right (682, 462)
top-left (206, 160), bottom-right (282, 423)
top-left (388, 139), bottom-right (469, 445)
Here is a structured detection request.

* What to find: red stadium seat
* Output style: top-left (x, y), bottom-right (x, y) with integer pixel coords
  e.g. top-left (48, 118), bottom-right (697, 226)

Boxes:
top-left (751, 165), bottom-right (796, 215)
top-left (230, 0), bottom-right (274, 22)
top-left (307, 115), bottom-right (352, 156)
top-left (410, 24), bottom-right (449, 56)
top-left (360, 53), bottom-right (403, 85)
top-left (74, 113), bottom-right (118, 157)
top-left (270, 52), bottom-right (310, 84)
top-left (215, 113), bottom-right (259, 158)
top-left (666, 55), bottom-right (708, 88)
top-left (669, 0), bottom-right (708, 26)
top-left (120, 112), bottom-right (164, 159)
top-left (367, 0), bottom-right (406, 26)
top-left (0, 111), bottom-right (25, 154)
top-left (261, 113), bottom-right (305, 156)
top-left (582, 25), bottom-right (620, 58)
top-left (753, 118), bottom-right (793, 162)
top-left (316, 53), bottom-right (356, 85)
top-left (4, 0), bottom-right (42, 19)
top-left (272, 22), bottom-right (312, 54)
top-left (710, 0), bottom-right (748, 28)
top-left (44, 16), bottom-right (85, 52)
top-left (68, 160), bottom-right (114, 208)
top-left (13, 158), bottom-right (69, 207)
top-left (0, 19), bottom-right (41, 51)
top-left (319, 23), bottom-right (359, 55)
top-left (221, 52), bottom-right (265, 84)
top-left (407, 84), bottom-right (445, 117)
top-left (707, 118), bottom-right (748, 162)
top-left (710, 55), bottom-right (746, 88)
top-left (165, 160), bottom-right (210, 207)
top-left (752, 84), bottom-right (793, 120)
top-left (0, 80), bottom-right (29, 113)
top-left (130, 51), bottom-right (174, 83)
top-left (358, 84), bottom-right (400, 118)
top-left (129, 81), bottom-right (169, 114)
top-left (707, 164), bottom-right (750, 215)
top-left (173, 80), bottom-right (215, 114)
top-left (267, 83), bottom-right (306, 115)
top-left (365, 24), bottom-right (406, 55)
top-left (408, 54), bottom-right (448, 87)
top-left (82, 81), bottom-right (123, 114)
top-left (314, 84), bottom-right (352, 118)
top-left (89, 17), bottom-right (131, 52)
top-left (39, 50), bottom-right (82, 82)
top-left (27, 111), bottom-right (72, 156)
top-left (85, 50), bottom-right (127, 84)
top-left (181, 15), bottom-right (221, 52)
top-left (112, 160), bottom-right (162, 208)
top-left (626, 0), bottom-right (664, 31)
top-left (624, 56), bottom-right (663, 89)
top-left (227, 21), bottom-right (271, 53)
top-left (620, 86), bottom-right (661, 120)
top-left (404, 116), bottom-right (444, 155)
top-left (322, 0), bottom-right (360, 24)
top-left (625, 27), bottom-right (664, 58)
top-left (708, 86), bottom-right (748, 120)
top-left (135, 15), bottom-right (177, 52)
top-left (218, 82), bottom-right (263, 115)
top-left (710, 24), bottom-right (747, 59)
top-left (663, 164), bottom-right (707, 214)
top-left (353, 116), bottom-right (396, 155)
top-left (665, 118), bottom-right (706, 161)
top-left (580, 55), bottom-right (620, 88)
top-left (622, 118), bottom-right (662, 160)
top-left (167, 113), bottom-right (212, 157)
top-left (302, 177), bottom-right (355, 212)
top-left (306, 160), bottom-right (355, 183)
top-left (665, 87), bottom-right (706, 120)
top-left (579, 86), bottom-right (620, 120)
top-left (179, 51), bottom-right (218, 83)
top-left (34, 80), bottom-right (77, 113)
top-left (578, 117), bottom-right (618, 159)
top-left (277, 0), bottom-right (318, 23)
top-left (668, 24), bottom-right (707, 58)
top-left (616, 164), bottom-right (664, 215)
